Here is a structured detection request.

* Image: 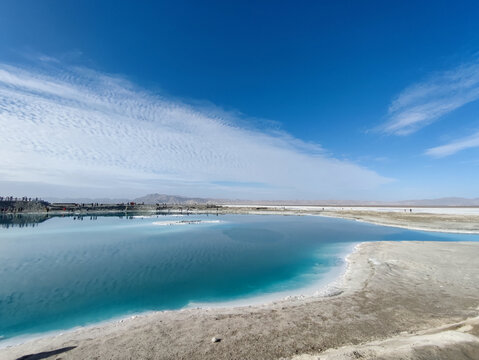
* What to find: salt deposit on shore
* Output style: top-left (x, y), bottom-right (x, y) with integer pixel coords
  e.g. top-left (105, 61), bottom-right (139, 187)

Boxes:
top-left (222, 205), bottom-right (479, 233)
top-left (2, 241), bottom-right (478, 360)
top-left (152, 219), bottom-right (222, 226)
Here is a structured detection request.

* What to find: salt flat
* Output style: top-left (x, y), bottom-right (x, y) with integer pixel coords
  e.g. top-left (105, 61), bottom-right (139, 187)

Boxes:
top-left (222, 205), bottom-right (479, 233)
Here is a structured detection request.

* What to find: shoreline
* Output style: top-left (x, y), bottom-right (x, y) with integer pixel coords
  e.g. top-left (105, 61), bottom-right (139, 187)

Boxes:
top-left (220, 206), bottom-right (479, 234)
top-left (185, 241), bottom-right (358, 310)
top-left (315, 212), bottom-right (479, 234)
top-left (2, 241), bottom-right (478, 359)
top-left (0, 241), bottom-right (358, 349)
top-left (3, 205), bottom-right (479, 233)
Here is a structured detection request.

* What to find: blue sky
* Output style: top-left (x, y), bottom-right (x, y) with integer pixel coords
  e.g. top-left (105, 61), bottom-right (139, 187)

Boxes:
top-left (1, 0), bottom-right (479, 200)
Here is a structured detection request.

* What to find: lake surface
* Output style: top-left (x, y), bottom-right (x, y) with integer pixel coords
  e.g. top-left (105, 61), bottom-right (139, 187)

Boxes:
top-left (1, 214), bottom-right (478, 342)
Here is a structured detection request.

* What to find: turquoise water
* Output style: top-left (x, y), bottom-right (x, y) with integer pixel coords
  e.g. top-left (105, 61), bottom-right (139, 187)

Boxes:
top-left (0, 214), bottom-right (478, 342)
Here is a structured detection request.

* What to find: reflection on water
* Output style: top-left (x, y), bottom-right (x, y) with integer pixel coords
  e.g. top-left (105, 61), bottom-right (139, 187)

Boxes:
top-left (0, 212), bottom-right (217, 228)
top-left (0, 214), bottom-right (51, 229)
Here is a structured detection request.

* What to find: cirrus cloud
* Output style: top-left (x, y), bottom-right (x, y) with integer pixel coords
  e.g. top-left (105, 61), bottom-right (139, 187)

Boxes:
top-left (381, 57), bottom-right (479, 135)
top-left (0, 62), bottom-right (391, 199)
top-left (426, 131), bottom-right (479, 158)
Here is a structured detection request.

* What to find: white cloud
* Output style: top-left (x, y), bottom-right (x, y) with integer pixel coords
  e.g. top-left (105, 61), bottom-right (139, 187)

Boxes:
top-left (382, 58), bottom-right (479, 135)
top-left (426, 131), bottom-right (479, 157)
top-left (0, 62), bottom-right (391, 199)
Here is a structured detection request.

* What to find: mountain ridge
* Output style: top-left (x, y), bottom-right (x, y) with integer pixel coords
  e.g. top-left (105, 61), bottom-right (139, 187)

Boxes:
top-left (44, 193), bottom-right (479, 206)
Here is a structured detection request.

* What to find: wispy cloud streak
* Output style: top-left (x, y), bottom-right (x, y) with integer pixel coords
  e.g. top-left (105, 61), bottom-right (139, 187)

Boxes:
top-left (426, 131), bottom-right (479, 157)
top-left (0, 62), bottom-right (390, 199)
top-left (382, 58), bottom-right (479, 135)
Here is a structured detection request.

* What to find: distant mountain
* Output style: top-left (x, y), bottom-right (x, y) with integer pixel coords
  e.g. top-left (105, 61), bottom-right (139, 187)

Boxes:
top-left (223, 198), bottom-right (479, 206)
top-left (44, 194), bottom-right (479, 207)
top-left (251, 198), bottom-right (479, 206)
top-left (394, 197), bottom-right (479, 207)
top-left (133, 193), bottom-right (218, 205)
top-left (253, 198), bottom-right (479, 206)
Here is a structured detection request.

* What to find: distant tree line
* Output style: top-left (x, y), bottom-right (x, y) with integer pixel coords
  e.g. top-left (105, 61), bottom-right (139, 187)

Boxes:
top-left (0, 196), bottom-right (43, 202)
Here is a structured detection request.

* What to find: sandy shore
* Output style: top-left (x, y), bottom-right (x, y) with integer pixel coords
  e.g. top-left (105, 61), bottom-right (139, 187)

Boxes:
top-left (2, 241), bottom-right (478, 360)
top-left (318, 209), bottom-right (479, 234)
